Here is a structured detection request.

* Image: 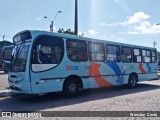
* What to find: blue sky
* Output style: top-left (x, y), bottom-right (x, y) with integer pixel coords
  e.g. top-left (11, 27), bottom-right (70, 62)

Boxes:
top-left (0, 0), bottom-right (160, 49)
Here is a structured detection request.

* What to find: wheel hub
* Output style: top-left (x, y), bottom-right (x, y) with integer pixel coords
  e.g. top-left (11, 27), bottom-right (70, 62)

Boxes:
top-left (69, 83), bottom-right (76, 93)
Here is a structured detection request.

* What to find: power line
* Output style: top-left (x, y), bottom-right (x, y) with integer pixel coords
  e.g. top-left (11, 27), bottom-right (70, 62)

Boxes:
top-left (57, 0), bottom-right (72, 26)
top-left (63, 0), bottom-right (72, 15)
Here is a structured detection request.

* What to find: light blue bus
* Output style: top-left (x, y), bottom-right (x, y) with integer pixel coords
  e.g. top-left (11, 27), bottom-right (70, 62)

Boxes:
top-left (8, 30), bottom-right (158, 97)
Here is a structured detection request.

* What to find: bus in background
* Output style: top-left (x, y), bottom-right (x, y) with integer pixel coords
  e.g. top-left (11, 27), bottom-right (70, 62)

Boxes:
top-left (2, 45), bottom-right (14, 73)
top-left (8, 30), bottom-right (158, 97)
top-left (0, 56), bottom-right (2, 70)
top-left (158, 60), bottom-right (160, 71)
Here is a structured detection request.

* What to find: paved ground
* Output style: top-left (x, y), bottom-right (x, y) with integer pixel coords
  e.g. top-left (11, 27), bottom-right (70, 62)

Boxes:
top-left (0, 72), bottom-right (9, 90)
top-left (0, 80), bottom-right (160, 119)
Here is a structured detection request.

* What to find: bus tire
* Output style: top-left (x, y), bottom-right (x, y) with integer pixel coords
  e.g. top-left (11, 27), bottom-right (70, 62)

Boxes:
top-left (63, 78), bottom-right (79, 97)
top-left (128, 74), bottom-right (138, 88)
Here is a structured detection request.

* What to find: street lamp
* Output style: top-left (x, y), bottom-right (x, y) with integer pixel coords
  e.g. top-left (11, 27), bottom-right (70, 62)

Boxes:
top-left (44, 10), bottom-right (62, 32)
top-left (153, 41), bottom-right (157, 48)
top-left (155, 23), bottom-right (160, 49)
top-left (3, 35), bottom-right (5, 41)
top-left (2, 35), bottom-right (6, 47)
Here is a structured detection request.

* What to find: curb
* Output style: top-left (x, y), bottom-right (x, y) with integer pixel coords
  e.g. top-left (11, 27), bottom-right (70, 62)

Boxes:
top-left (0, 90), bottom-right (16, 97)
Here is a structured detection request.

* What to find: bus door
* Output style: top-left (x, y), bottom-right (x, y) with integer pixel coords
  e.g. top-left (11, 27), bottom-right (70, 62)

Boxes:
top-left (120, 47), bottom-right (133, 83)
top-left (30, 35), bottom-right (64, 94)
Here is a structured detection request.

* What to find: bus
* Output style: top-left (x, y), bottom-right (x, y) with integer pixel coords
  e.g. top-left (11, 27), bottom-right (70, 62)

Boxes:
top-left (0, 41), bottom-right (13, 71)
top-left (0, 56), bottom-right (2, 70)
top-left (8, 30), bottom-right (158, 97)
top-left (1, 45), bottom-right (14, 73)
top-left (158, 60), bottom-right (160, 71)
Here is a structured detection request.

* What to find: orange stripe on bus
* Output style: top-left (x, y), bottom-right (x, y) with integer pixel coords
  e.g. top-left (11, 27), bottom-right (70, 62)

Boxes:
top-left (139, 63), bottom-right (147, 74)
top-left (89, 62), bottom-right (112, 87)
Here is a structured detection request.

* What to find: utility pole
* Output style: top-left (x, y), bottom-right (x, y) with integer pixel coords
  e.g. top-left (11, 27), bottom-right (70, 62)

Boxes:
top-left (3, 35), bottom-right (5, 41)
top-left (3, 35), bottom-right (6, 47)
top-left (74, 0), bottom-right (78, 35)
top-left (50, 21), bottom-right (53, 32)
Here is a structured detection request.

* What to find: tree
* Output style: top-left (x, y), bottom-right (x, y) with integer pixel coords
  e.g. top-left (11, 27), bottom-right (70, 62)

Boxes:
top-left (57, 28), bottom-right (85, 36)
top-left (57, 28), bottom-right (74, 35)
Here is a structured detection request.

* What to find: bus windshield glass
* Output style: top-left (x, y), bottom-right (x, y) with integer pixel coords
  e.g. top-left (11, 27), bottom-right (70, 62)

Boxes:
top-left (10, 42), bottom-right (30, 72)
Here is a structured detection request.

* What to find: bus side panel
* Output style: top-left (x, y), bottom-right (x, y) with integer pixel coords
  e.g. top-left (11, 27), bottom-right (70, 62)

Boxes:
top-left (100, 62), bottom-right (133, 85)
top-left (86, 62), bottom-right (132, 88)
top-left (133, 62), bottom-right (158, 82)
top-left (30, 65), bottom-right (65, 94)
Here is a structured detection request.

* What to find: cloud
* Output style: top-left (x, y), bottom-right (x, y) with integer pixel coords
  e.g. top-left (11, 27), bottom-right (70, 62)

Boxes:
top-left (88, 29), bottom-right (98, 35)
top-left (99, 12), bottom-right (160, 35)
top-left (133, 21), bottom-right (151, 31)
top-left (100, 22), bottom-right (118, 26)
top-left (78, 31), bottom-right (86, 36)
top-left (126, 12), bottom-right (160, 34)
top-left (127, 12), bottom-right (150, 24)
top-left (128, 21), bottom-right (160, 34)
top-left (100, 12), bottom-right (150, 27)
top-left (100, 22), bottom-right (126, 27)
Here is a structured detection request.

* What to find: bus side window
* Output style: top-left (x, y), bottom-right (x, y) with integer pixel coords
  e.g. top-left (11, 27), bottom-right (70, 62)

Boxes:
top-left (152, 50), bottom-right (156, 63)
top-left (133, 48), bottom-right (142, 63)
top-left (142, 50), bottom-right (151, 63)
top-left (106, 45), bottom-right (120, 62)
top-left (38, 46), bottom-right (52, 64)
top-left (121, 47), bottom-right (132, 62)
top-left (32, 36), bottom-right (64, 65)
top-left (89, 42), bottom-right (105, 62)
top-left (67, 40), bottom-right (87, 61)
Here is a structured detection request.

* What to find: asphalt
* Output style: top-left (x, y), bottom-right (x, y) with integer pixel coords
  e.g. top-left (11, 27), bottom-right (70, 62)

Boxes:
top-left (0, 89), bottom-right (13, 97)
top-left (0, 71), bottom-right (14, 97)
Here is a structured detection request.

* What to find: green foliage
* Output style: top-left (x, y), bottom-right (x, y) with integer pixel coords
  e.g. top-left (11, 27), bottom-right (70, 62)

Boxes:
top-left (57, 28), bottom-right (75, 35)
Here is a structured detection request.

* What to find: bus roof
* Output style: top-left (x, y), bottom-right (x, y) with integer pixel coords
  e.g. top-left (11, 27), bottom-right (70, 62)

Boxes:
top-left (15, 30), bottom-right (157, 50)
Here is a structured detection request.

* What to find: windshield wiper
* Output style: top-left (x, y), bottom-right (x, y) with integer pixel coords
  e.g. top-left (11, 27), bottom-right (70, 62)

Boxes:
top-left (10, 45), bottom-right (21, 72)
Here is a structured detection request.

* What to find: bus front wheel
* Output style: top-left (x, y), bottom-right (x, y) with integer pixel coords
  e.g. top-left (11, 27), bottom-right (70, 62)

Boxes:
top-left (128, 74), bottom-right (138, 88)
top-left (63, 79), bottom-right (79, 97)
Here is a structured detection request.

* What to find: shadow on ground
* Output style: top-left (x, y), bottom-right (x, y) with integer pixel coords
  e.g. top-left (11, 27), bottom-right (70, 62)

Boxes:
top-left (0, 82), bottom-right (160, 111)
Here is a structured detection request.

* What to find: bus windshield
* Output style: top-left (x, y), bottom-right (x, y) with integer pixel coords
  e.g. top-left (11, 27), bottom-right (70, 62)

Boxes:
top-left (10, 42), bottom-right (30, 72)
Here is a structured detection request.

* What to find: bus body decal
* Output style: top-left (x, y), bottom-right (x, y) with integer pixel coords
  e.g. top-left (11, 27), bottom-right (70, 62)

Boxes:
top-left (146, 63), bottom-right (151, 73)
top-left (139, 63), bottom-right (147, 74)
top-left (89, 62), bottom-right (112, 87)
top-left (105, 62), bottom-right (123, 84)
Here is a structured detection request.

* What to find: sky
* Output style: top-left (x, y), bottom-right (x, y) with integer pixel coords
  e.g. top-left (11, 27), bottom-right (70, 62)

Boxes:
top-left (0, 0), bottom-right (160, 49)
